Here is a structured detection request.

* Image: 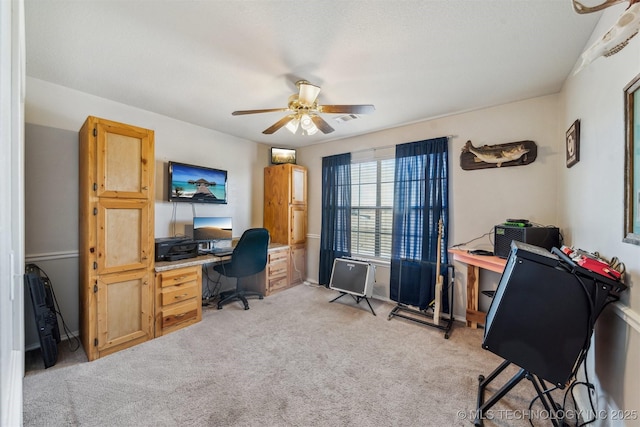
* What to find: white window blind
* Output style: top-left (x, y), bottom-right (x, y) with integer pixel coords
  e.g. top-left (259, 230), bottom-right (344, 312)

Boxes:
top-left (351, 158), bottom-right (395, 258)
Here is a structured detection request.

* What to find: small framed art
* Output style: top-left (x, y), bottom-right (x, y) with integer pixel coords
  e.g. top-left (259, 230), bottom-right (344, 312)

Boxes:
top-left (566, 119), bottom-right (580, 168)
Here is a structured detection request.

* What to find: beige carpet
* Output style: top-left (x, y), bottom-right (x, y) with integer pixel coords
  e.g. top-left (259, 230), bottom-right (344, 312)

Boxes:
top-left (24, 284), bottom-right (562, 426)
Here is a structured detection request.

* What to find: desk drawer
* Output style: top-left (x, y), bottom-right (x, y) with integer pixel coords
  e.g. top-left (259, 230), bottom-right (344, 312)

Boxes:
top-left (155, 265), bottom-right (202, 337)
top-left (161, 281), bottom-right (199, 306)
top-left (268, 260), bottom-right (288, 278)
top-left (159, 268), bottom-right (199, 287)
top-left (269, 249), bottom-right (289, 263)
top-left (269, 275), bottom-right (289, 293)
top-left (161, 299), bottom-right (199, 329)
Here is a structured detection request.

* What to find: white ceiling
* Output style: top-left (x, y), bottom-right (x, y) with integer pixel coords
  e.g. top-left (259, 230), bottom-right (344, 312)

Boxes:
top-left (25, 0), bottom-right (604, 148)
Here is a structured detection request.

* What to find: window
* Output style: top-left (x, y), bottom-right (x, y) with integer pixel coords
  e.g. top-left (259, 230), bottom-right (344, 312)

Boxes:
top-left (351, 158), bottom-right (395, 258)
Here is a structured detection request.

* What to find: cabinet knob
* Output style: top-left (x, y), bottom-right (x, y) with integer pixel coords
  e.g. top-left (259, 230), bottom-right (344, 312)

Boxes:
top-left (142, 186), bottom-right (148, 190)
top-left (174, 293), bottom-right (188, 299)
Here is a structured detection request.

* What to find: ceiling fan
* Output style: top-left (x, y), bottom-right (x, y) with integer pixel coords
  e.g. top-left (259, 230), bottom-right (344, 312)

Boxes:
top-left (232, 80), bottom-right (375, 135)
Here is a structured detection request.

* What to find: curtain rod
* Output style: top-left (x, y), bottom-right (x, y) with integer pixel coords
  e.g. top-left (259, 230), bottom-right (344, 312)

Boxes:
top-left (349, 135), bottom-right (458, 155)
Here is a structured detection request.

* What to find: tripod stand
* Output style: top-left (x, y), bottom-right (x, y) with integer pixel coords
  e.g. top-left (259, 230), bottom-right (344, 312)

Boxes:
top-left (475, 360), bottom-right (567, 427)
top-left (329, 291), bottom-right (376, 316)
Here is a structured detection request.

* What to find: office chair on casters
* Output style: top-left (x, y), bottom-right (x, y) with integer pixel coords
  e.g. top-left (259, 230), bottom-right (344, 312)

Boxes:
top-left (215, 228), bottom-right (270, 310)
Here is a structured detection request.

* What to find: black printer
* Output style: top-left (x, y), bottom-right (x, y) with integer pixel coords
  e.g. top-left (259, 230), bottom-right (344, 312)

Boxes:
top-left (155, 237), bottom-right (199, 262)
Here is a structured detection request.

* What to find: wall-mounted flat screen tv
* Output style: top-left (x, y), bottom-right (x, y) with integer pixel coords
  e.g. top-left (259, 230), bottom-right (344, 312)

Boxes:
top-left (168, 161), bottom-right (227, 204)
top-left (271, 147), bottom-right (296, 165)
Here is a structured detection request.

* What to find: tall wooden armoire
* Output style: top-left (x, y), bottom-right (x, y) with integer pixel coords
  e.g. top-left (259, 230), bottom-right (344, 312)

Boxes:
top-left (79, 116), bottom-right (155, 361)
top-left (264, 163), bottom-right (307, 285)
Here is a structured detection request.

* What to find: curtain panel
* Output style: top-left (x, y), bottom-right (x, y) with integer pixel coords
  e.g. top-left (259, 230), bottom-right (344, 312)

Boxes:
top-left (319, 153), bottom-right (352, 285)
top-left (389, 137), bottom-right (449, 310)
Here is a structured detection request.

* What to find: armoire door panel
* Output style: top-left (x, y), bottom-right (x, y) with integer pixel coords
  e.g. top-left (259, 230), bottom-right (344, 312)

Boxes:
top-left (96, 199), bottom-right (150, 274)
top-left (290, 206), bottom-right (307, 245)
top-left (291, 165), bottom-right (306, 205)
top-left (96, 270), bottom-right (152, 352)
top-left (104, 133), bottom-right (141, 192)
top-left (95, 121), bottom-right (152, 199)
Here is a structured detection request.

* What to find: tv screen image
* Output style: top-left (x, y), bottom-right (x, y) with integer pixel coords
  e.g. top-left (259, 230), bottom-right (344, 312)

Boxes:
top-left (271, 147), bottom-right (296, 164)
top-left (193, 217), bottom-right (232, 241)
top-left (168, 161), bottom-right (227, 204)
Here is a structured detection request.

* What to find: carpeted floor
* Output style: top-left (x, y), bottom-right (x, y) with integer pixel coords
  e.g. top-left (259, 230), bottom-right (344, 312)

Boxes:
top-left (23, 284), bottom-right (564, 426)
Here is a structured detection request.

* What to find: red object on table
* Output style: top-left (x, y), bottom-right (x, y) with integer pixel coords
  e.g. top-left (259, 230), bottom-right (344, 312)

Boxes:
top-left (576, 256), bottom-right (621, 280)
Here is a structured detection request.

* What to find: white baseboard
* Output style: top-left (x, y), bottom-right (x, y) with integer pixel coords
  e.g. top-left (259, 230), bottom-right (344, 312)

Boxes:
top-left (25, 330), bottom-right (80, 352)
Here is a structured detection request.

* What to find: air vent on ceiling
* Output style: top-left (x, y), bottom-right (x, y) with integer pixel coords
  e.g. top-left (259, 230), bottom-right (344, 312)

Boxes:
top-left (334, 114), bottom-right (359, 123)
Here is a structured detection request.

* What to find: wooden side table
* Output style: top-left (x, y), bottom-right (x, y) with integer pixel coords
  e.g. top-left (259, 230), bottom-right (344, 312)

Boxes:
top-left (448, 249), bottom-right (506, 328)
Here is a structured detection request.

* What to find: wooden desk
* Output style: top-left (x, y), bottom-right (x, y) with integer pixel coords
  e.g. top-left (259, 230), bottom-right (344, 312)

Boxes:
top-left (154, 243), bottom-right (292, 295)
top-left (152, 243), bottom-right (290, 335)
top-left (154, 253), bottom-right (229, 272)
top-left (448, 249), bottom-right (506, 328)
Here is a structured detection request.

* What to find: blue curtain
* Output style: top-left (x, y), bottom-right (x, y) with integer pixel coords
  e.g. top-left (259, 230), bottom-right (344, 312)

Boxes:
top-left (390, 137), bottom-right (449, 310)
top-left (319, 153), bottom-right (351, 286)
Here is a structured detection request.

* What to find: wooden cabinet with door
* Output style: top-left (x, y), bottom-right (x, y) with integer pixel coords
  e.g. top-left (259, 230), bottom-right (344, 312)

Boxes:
top-left (264, 164), bottom-right (307, 286)
top-left (79, 116), bottom-right (155, 361)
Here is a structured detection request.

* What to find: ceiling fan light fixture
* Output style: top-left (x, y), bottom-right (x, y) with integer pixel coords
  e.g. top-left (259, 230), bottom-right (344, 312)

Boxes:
top-left (285, 116), bottom-right (300, 134)
top-left (300, 113), bottom-right (314, 129)
top-left (300, 113), bottom-right (319, 135)
top-left (298, 81), bottom-right (321, 106)
top-left (233, 80), bottom-right (374, 135)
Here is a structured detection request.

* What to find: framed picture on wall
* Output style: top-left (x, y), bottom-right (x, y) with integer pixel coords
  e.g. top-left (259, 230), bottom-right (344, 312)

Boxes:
top-left (624, 73), bottom-right (640, 245)
top-left (566, 119), bottom-right (580, 168)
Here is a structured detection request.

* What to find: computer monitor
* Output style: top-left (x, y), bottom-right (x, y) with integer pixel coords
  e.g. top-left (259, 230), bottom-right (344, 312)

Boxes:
top-left (193, 217), bottom-right (232, 242)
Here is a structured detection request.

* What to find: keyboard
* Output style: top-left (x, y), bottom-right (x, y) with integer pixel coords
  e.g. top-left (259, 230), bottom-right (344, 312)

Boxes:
top-left (201, 248), bottom-right (233, 256)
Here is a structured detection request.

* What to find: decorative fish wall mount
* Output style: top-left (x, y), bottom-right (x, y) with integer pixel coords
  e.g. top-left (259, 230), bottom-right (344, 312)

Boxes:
top-left (460, 140), bottom-right (537, 170)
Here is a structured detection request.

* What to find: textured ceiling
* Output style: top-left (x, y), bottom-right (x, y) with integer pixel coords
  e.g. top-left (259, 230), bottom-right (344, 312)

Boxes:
top-left (25, 0), bottom-right (604, 147)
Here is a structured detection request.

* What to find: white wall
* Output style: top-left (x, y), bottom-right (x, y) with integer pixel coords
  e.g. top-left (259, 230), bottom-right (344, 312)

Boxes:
top-left (24, 77), bottom-right (269, 348)
top-left (558, 5), bottom-right (640, 421)
top-left (26, 77), bottom-right (268, 237)
top-left (1, 0), bottom-right (24, 425)
top-left (299, 94), bottom-right (561, 319)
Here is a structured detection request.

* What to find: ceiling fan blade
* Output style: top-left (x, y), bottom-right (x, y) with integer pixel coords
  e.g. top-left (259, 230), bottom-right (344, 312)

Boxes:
top-left (317, 104), bottom-right (375, 115)
top-left (310, 114), bottom-right (335, 134)
top-left (297, 81), bottom-right (321, 107)
top-left (232, 108), bottom-right (289, 116)
top-left (262, 115), bottom-right (296, 134)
